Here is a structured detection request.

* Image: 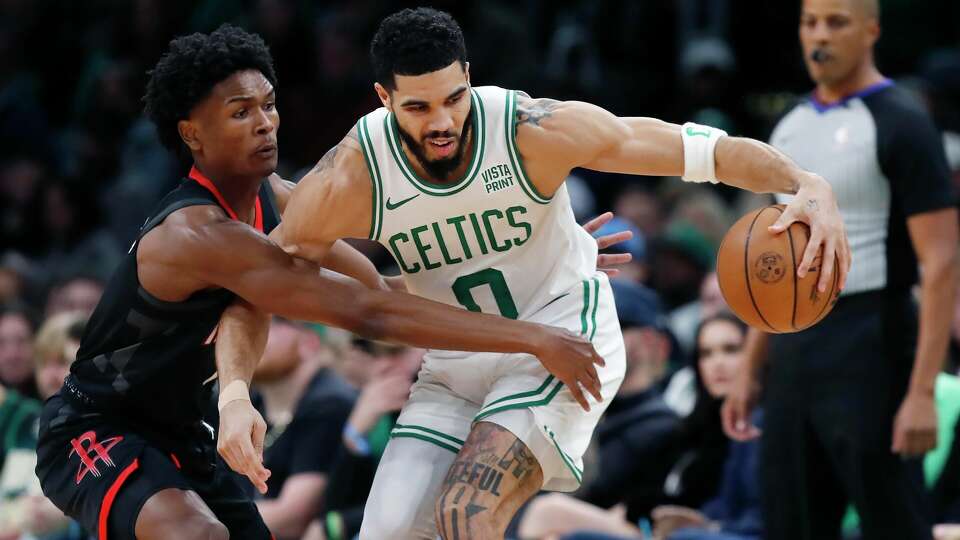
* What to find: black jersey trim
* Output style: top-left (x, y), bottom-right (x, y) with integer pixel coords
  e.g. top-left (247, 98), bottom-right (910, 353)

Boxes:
top-left (137, 198), bottom-right (218, 241)
top-left (260, 180), bottom-right (282, 228)
top-left (136, 285), bottom-right (230, 311)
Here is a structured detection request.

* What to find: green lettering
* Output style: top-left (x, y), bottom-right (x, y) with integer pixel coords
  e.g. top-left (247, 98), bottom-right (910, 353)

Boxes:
top-left (482, 209), bottom-right (510, 252)
top-left (388, 232), bottom-right (420, 274)
top-left (506, 206), bottom-right (532, 246)
top-left (432, 222), bottom-right (462, 265)
top-left (468, 213), bottom-right (489, 255)
top-left (446, 216), bottom-right (473, 260)
top-left (411, 225), bottom-right (441, 270)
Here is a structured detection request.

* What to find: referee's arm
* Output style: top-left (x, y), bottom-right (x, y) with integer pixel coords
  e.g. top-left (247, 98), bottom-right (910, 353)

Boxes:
top-left (887, 107), bottom-right (959, 457)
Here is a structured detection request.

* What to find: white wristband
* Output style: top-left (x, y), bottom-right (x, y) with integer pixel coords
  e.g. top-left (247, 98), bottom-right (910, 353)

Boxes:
top-left (217, 379), bottom-right (251, 412)
top-left (680, 122), bottom-right (727, 184)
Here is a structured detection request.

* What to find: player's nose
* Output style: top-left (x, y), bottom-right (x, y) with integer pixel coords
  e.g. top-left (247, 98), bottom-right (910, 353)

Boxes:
top-left (254, 109), bottom-right (276, 136)
top-left (427, 111), bottom-right (455, 134)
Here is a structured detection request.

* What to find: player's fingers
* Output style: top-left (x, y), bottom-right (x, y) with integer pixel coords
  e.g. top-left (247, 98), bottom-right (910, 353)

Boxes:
top-left (596, 231), bottom-right (634, 250)
top-left (817, 238), bottom-right (837, 293)
top-left (597, 253), bottom-right (632, 267)
top-left (567, 379), bottom-right (591, 412)
top-left (600, 268), bottom-right (621, 278)
top-left (252, 417), bottom-right (267, 463)
top-left (592, 350), bottom-right (606, 368)
top-left (768, 206), bottom-right (799, 234)
top-left (834, 238), bottom-right (848, 292)
top-left (797, 231), bottom-right (823, 278)
top-left (582, 212), bottom-right (614, 234)
top-left (582, 368), bottom-right (602, 403)
top-left (891, 424), bottom-right (906, 453)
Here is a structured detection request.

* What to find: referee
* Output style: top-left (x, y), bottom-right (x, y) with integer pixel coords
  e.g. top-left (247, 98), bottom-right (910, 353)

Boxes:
top-left (722, 1), bottom-right (958, 539)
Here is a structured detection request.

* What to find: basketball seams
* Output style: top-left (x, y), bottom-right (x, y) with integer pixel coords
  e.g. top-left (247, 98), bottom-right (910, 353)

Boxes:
top-left (809, 258), bottom-right (840, 327)
top-left (778, 206), bottom-right (800, 332)
top-left (743, 207), bottom-right (778, 332)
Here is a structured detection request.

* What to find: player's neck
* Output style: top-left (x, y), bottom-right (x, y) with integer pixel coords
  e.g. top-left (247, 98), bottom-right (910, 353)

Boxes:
top-left (816, 63), bottom-right (885, 104)
top-left (192, 163), bottom-right (261, 225)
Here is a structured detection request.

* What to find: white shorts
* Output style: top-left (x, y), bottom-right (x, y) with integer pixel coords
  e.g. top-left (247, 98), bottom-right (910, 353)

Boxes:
top-left (391, 272), bottom-right (626, 492)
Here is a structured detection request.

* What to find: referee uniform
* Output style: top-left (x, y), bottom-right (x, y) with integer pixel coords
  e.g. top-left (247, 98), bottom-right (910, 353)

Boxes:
top-left (763, 79), bottom-right (954, 539)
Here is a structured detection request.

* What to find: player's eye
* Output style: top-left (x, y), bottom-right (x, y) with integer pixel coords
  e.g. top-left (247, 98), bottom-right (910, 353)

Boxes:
top-left (233, 108), bottom-right (247, 119)
top-left (407, 105), bottom-right (427, 113)
top-left (264, 102), bottom-right (276, 111)
top-left (827, 16), bottom-right (849, 29)
top-left (448, 93), bottom-right (465, 105)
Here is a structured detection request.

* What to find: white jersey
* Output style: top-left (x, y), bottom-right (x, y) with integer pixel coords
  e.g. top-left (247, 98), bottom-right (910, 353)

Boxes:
top-left (356, 85), bottom-right (598, 321)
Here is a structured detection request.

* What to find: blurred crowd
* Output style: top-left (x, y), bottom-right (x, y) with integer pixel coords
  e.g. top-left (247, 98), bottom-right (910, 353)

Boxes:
top-left (1, 0), bottom-right (960, 539)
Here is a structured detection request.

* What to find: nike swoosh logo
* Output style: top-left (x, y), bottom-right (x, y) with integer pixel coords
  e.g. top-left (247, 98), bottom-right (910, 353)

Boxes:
top-left (685, 126), bottom-right (711, 138)
top-left (385, 194), bottom-right (421, 210)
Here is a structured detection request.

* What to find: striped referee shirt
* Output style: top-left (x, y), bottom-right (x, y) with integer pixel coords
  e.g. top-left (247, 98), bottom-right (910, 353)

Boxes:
top-left (772, 80), bottom-right (954, 296)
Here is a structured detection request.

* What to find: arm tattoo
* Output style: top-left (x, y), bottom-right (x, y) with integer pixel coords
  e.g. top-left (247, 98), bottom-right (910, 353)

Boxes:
top-left (516, 97), bottom-right (560, 127)
top-left (806, 198), bottom-right (820, 212)
top-left (307, 127), bottom-right (360, 177)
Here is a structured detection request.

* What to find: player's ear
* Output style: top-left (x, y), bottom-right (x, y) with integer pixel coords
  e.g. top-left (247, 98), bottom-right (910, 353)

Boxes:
top-left (865, 16), bottom-right (880, 46)
top-left (178, 119), bottom-right (202, 152)
top-left (464, 61), bottom-right (471, 86)
top-left (374, 82), bottom-right (391, 109)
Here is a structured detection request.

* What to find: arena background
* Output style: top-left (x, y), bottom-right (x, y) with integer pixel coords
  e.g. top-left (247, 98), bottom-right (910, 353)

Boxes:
top-left (1, 1), bottom-right (959, 539)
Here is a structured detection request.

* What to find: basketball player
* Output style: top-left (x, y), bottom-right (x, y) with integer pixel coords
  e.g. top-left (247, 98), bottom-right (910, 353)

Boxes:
top-left (722, 1), bottom-right (958, 539)
top-left (33, 25), bottom-right (621, 540)
top-left (216, 8), bottom-right (851, 539)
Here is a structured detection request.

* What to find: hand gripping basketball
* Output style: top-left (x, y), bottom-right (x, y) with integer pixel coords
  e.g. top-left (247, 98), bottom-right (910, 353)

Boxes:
top-left (717, 175), bottom-right (851, 333)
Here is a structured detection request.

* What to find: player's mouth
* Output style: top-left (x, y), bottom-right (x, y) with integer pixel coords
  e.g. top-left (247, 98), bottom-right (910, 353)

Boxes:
top-left (810, 48), bottom-right (832, 64)
top-left (254, 142), bottom-right (277, 159)
top-left (427, 137), bottom-right (457, 158)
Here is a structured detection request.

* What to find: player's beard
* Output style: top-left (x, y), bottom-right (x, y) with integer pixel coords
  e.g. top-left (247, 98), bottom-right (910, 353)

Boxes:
top-left (396, 105), bottom-right (474, 182)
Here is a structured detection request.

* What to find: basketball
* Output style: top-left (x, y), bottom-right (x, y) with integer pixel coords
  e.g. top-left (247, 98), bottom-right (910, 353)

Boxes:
top-left (716, 204), bottom-right (839, 333)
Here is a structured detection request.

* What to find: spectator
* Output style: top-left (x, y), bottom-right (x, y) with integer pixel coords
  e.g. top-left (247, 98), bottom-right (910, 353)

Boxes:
top-left (594, 217), bottom-right (648, 284)
top-left (518, 313), bottom-right (746, 539)
top-left (253, 318), bottom-right (356, 540)
top-left (303, 337), bottom-right (424, 540)
top-left (34, 310), bottom-right (86, 400)
top-left (0, 381), bottom-right (41, 539)
top-left (0, 302), bottom-right (39, 400)
top-left (44, 273), bottom-right (104, 318)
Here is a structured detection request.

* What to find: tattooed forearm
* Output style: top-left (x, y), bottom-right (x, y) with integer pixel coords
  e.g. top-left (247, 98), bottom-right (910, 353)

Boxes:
top-left (806, 198), bottom-right (820, 212)
top-left (516, 97), bottom-right (560, 127)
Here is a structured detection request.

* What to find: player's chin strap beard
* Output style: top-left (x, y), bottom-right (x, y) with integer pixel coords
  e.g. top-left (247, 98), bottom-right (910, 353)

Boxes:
top-left (396, 104), bottom-right (475, 182)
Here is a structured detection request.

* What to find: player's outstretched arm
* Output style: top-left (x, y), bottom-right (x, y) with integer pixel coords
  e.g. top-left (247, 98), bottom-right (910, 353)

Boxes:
top-left (140, 207), bottom-right (605, 488)
top-left (514, 94), bottom-right (850, 293)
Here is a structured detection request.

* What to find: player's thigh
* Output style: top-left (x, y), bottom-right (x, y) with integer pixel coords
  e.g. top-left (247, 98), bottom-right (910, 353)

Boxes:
top-left (361, 436), bottom-right (458, 540)
top-left (135, 488), bottom-right (228, 540)
top-left (435, 421), bottom-right (544, 540)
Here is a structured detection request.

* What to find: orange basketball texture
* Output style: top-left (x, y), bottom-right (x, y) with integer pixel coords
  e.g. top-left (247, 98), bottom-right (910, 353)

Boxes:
top-left (716, 205), bottom-right (839, 333)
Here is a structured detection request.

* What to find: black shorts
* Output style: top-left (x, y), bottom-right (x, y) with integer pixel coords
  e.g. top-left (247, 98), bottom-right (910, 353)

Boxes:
top-left (36, 392), bottom-right (272, 540)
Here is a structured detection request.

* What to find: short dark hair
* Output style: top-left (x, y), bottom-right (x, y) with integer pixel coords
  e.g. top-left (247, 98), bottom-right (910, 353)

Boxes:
top-left (143, 24), bottom-right (278, 158)
top-left (370, 8), bottom-right (467, 90)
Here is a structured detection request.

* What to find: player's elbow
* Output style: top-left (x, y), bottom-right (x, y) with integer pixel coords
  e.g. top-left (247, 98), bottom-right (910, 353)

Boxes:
top-left (347, 290), bottom-right (392, 341)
